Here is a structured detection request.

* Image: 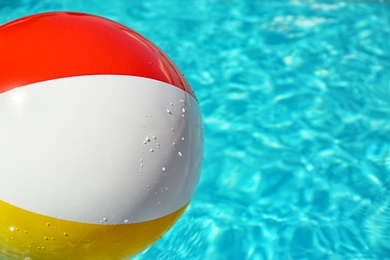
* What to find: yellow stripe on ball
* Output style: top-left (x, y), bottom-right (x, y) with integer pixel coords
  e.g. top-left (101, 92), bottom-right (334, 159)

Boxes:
top-left (0, 200), bottom-right (188, 259)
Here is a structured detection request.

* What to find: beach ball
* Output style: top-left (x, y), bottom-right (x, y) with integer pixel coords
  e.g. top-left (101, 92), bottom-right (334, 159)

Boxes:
top-left (0, 12), bottom-right (203, 259)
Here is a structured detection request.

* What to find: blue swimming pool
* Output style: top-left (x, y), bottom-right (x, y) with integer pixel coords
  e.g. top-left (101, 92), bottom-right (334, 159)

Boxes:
top-left (1, 0), bottom-right (389, 259)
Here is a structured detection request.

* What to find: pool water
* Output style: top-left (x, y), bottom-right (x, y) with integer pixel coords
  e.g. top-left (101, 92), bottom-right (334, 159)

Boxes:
top-left (1, 0), bottom-right (390, 259)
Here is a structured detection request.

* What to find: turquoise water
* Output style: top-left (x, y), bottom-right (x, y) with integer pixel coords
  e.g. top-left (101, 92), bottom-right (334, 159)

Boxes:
top-left (1, 0), bottom-right (390, 259)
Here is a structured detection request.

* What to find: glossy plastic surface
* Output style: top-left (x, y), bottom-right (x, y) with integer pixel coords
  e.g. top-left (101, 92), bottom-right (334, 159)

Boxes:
top-left (0, 200), bottom-right (187, 259)
top-left (0, 12), bottom-right (203, 259)
top-left (0, 75), bottom-right (203, 224)
top-left (0, 12), bottom-right (193, 96)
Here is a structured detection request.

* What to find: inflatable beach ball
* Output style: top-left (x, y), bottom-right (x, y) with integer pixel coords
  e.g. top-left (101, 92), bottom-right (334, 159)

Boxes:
top-left (0, 12), bottom-right (203, 259)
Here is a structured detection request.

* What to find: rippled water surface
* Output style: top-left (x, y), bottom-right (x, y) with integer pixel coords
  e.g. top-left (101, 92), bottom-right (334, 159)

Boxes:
top-left (1, 0), bottom-right (390, 259)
